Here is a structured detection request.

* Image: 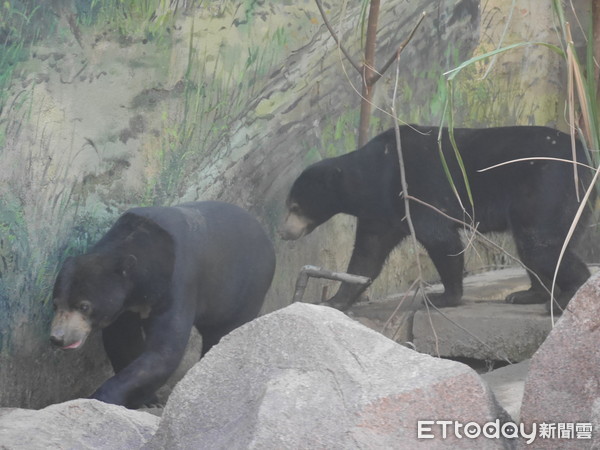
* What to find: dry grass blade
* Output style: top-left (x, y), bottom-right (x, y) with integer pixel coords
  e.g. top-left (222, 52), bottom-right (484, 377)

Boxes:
top-left (478, 157), bottom-right (595, 173)
top-left (566, 24), bottom-right (580, 200)
top-left (567, 23), bottom-right (593, 146)
top-left (549, 165), bottom-right (600, 322)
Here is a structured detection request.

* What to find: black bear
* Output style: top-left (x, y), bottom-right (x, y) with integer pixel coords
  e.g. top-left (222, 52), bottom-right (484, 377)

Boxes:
top-left (50, 201), bottom-right (275, 408)
top-left (280, 125), bottom-right (593, 311)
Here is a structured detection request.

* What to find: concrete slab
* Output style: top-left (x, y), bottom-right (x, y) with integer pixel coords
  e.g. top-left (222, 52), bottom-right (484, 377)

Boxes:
top-left (348, 292), bottom-right (422, 346)
top-left (411, 300), bottom-right (552, 362)
top-left (347, 268), bottom-right (556, 362)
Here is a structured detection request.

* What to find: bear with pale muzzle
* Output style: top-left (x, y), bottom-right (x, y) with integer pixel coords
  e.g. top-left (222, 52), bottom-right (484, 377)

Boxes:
top-left (50, 201), bottom-right (275, 408)
top-left (281, 125), bottom-right (593, 312)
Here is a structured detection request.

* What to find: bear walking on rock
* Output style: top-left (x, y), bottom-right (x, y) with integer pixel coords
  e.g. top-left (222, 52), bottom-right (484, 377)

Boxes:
top-left (50, 201), bottom-right (275, 408)
top-left (280, 125), bottom-right (593, 312)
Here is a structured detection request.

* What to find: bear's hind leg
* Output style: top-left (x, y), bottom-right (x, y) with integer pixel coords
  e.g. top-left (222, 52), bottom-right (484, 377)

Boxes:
top-left (504, 254), bottom-right (550, 305)
top-left (504, 232), bottom-right (557, 305)
top-left (506, 222), bottom-right (589, 309)
top-left (505, 288), bottom-right (549, 305)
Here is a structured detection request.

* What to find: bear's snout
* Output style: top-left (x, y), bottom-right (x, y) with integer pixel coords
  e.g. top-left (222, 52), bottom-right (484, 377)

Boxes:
top-left (49, 310), bottom-right (91, 350)
top-left (49, 333), bottom-right (64, 347)
top-left (279, 212), bottom-right (314, 240)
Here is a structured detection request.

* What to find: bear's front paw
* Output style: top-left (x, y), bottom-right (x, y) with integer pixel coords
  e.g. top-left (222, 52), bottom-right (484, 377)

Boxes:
top-left (323, 297), bottom-right (352, 311)
top-left (323, 291), bottom-right (369, 311)
top-left (89, 384), bottom-right (125, 407)
top-left (505, 290), bottom-right (548, 305)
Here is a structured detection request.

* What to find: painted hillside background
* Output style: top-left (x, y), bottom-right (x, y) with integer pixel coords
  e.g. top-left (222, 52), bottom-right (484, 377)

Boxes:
top-left (0, 0), bottom-right (597, 408)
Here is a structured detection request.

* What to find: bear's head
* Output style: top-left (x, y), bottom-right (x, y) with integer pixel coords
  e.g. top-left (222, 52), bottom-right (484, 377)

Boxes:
top-left (280, 162), bottom-right (343, 240)
top-left (49, 252), bottom-right (137, 350)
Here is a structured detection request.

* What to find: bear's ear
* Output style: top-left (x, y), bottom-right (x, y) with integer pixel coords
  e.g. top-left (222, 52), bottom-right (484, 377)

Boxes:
top-left (120, 254), bottom-right (137, 277)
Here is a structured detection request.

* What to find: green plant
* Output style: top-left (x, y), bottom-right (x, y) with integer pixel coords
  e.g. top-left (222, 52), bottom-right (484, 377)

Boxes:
top-left (553, 1), bottom-right (600, 159)
top-left (0, 2), bottom-right (57, 113)
top-left (144, 5), bottom-right (293, 204)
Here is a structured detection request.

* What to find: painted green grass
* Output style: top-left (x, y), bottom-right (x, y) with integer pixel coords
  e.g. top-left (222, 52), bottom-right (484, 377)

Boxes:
top-left (79, 0), bottom-right (179, 44)
top-left (145, 12), bottom-right (293, 204)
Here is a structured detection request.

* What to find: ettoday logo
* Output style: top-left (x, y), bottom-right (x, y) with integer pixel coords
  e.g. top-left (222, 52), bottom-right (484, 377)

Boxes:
top-left (417, 420), bottom-right (593, 444)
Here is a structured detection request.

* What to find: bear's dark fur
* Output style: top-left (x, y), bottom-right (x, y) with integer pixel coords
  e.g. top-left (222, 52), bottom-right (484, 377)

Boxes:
top-left (281, 125), bottom-right (593, 311)
top-left (50, 201), bottom-right (275, 408)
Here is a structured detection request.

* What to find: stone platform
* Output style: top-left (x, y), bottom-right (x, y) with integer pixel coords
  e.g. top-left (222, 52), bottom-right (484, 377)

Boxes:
top-left (347, 268), bottom-right (558, 363)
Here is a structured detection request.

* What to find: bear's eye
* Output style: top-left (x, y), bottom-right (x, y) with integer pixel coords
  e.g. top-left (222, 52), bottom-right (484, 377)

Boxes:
top-left (78, 302), bottom-right (91, 313)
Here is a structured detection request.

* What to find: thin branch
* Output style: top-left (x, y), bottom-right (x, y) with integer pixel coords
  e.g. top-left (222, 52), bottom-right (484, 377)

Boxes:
top-left (357, 0), bottom-right (382, 146)
top-left (358, 9), bottom-right (425, 147)
top-left (392, 104), bottom-right (422, 286)
top-left (549, 163), bottom-right (600, 321)
top-left (363, 0), bottom-right (381, 86)
top-left (314, 0), bottom-right (362, 74)
top-left (292, 265), bottom-right (371, 303)
top-left (390, 53), bottom-right (441, 355)
top-left (372, 11), bottom-right (426, 85)
top-left (336, 47), bottom-right (431, 132)
top-left (381, 279), bottom-right (419, 339)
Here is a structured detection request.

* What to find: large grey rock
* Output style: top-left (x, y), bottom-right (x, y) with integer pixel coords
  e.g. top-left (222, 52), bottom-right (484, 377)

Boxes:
top-left (148, 303), bottom-right (511, 449)
top-left (0, 399), bottom-right (159, 449)
top-left (519, 272), bottom-right (600, 449)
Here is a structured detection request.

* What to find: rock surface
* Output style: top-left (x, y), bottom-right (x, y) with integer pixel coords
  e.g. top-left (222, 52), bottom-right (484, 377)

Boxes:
top-left (481, 360), bottom-right (530, 421)
top-left (148, 302), bottom-right (511, 449)
top-left (519, 272), bottom-right (600, 449)
top-left (0, 399), bottom-right (159, 449)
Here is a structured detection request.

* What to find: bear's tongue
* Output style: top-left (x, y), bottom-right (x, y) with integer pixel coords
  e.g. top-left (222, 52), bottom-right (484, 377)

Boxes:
top-left (63, 340), bottom-right (82, 350)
